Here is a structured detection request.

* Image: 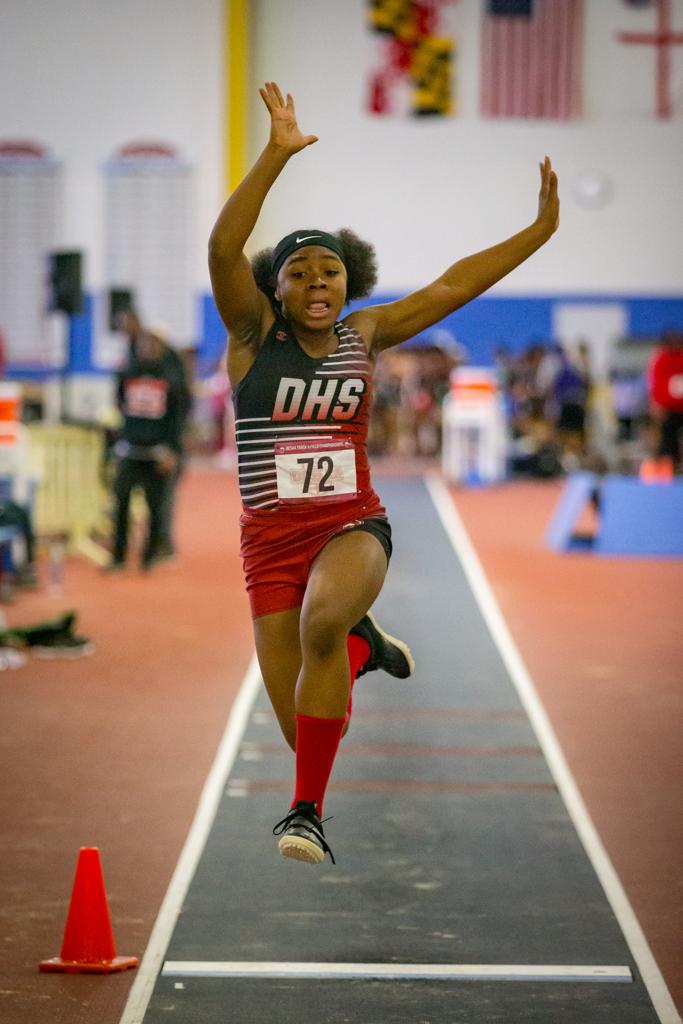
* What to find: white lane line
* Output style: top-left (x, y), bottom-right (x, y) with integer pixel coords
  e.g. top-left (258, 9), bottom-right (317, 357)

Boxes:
top-left (162, 961), bottom-right (632, 983)
top-left (425, 474), bottom-right (681, 1024)
top-left (118, 654), bottom-right (262, 1024)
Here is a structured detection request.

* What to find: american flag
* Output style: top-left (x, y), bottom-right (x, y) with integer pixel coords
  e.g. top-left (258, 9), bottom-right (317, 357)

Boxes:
top-left (481, 0), bottom-right (584, 119)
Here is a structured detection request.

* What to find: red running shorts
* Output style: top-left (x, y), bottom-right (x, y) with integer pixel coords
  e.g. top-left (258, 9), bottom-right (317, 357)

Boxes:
top-left (239, 495), bottom-right (390, 619)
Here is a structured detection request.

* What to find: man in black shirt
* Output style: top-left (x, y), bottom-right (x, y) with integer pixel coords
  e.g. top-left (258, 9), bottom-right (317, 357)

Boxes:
top-left (107, 328), bottom-right (185, 571)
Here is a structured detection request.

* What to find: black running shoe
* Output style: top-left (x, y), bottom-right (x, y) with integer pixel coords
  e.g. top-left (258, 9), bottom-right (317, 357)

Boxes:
top-left (272, 801), bottom-right (335, 865)
top-left (4, 611), bottom-right (78, 647)
top-left (350, 612), bottom-right (414, 679)
top-left (33, 633), bottom-right (95, 659)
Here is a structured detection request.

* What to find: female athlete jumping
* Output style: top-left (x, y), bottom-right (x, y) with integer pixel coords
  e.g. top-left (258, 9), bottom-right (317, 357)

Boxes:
top-left (209, 82), bottom-right (559, 864)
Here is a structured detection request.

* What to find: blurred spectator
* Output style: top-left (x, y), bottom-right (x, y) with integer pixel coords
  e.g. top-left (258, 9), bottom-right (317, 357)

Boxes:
top-left (504, 343), bottom-right (561, 478)
top-left (401, 350), bottom-right (441, 456)
top-left (508, 412), bottom-right (563, 479)
top-left (146, 324), bottom-right (192, 558)
top-left (116, 312), bottom-right (192, 557)
top-left (551, 344), bottom-right (591, 466)
top-left (610, 371), bottom-right (648, 442)
top-left (207, 354), bottom-right (232, 454)
top-left (499, 340), bottom-right (595, 474)
top-left (366, 332), bottom-right (682, 478)
top-left (106, 328), bottom-right (186, 571)
top-left (0, 498), bottom-right (39, 601)
top-left (493, 344), bottom-right (514, 394)
top-left (533, 343), bottom-right (562, 418)
top-left (369, 348), bottom-right (402, 455)
top-left (390, 342), bottom-right (459, 457)
top-left (647, 328), bottom-right (683, 473)
top-left (116, 308), bottom-right (144, 362)
top-left (505, 344), bottom-right (548, 432)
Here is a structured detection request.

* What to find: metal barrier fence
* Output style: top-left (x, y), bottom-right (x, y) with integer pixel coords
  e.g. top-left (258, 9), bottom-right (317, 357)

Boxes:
top-left (26, 424), bottom-right (107, 553)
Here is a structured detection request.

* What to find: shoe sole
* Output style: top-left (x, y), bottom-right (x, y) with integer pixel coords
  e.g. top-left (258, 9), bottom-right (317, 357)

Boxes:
top-left (0, 651), bottom-right (27, 670)
top-left (366, 612), bottom-right (415, 677)
top-left (278, 835), bottom-right (325, 864)
top-left (33, 643), bottom-right (96, 660)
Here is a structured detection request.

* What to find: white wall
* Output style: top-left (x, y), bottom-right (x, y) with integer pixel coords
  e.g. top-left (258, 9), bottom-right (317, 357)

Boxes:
top-left (0, 0), bottom-right (224, 292)
top-left (248, 0), bottom-right (683, 295)
top-left (1, 0), bottom-right (682, 318)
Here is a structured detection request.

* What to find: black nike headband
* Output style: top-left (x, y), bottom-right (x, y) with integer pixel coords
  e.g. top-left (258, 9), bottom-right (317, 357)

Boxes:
top-left (271, 229), bottom-right (346, 282)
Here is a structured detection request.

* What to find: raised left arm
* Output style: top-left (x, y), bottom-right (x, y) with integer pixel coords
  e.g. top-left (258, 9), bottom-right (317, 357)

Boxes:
top-left (351, 157), bottom-right (559, 351)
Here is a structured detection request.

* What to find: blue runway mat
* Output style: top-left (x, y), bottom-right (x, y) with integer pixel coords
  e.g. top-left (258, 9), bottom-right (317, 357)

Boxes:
top-left (138, 478), bottom-right (662, 1024)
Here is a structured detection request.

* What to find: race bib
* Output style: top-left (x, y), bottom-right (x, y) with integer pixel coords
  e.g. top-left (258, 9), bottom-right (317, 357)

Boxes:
top-left (275, 438), bottom-right (357, 504)
top-left (125, 378), bottom-right (168, 419)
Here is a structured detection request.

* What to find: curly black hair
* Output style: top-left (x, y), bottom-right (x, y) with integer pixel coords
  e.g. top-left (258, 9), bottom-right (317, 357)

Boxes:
top-left (251, 228), bottom-right (378, 313)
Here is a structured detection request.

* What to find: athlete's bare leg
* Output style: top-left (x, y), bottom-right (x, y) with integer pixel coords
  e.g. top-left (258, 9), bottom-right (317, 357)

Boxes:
top-left (262, 532), bottom-right (389, 860)
top-left (253, 607), bottom-right (302, 751)
top-left (297, 530), bottom-right (387, 719)
top-left (253, 530), bottom-right (387, 753)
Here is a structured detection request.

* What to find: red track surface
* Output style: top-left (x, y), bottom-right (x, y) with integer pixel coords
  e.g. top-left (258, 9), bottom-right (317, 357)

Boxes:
top-left (0, 468), bottom-right (253, 1024)
top-left (0, 468), bottom-right (680, 1022)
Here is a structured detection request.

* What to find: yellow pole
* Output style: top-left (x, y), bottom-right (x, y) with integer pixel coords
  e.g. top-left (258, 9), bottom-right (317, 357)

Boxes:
top-left (225, 0), bottom-right (249, 194)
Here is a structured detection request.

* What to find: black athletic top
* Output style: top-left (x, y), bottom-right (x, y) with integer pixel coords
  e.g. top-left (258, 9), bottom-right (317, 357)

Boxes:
top-left (233, 316), bottom-right (379, 514)
top-left (116, 357), bottom-right (184, 454)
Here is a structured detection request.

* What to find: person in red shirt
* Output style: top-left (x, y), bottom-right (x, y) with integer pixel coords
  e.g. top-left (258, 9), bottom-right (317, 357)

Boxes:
top-left (648, 329), bottom-right (683, 470)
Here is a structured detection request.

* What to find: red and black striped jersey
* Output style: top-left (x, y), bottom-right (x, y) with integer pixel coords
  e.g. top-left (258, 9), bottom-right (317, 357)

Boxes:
top-left (233, 316), bottom-right (383, 520)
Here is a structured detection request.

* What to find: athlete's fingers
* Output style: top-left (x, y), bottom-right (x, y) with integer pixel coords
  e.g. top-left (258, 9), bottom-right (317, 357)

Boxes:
top-left (264, 82), bottom-right (280, 108)
top-left (272, 82), bottom-right (286, 107)
top-left (544, 155), bottom-right (552, 184)
top-left (262, 83), bottom-right (279, 108)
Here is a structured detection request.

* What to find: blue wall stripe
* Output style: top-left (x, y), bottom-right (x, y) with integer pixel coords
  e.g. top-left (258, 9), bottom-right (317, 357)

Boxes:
top-left (7, 291), bottom-right (683, 380)
top-left (68, 293), bottom-right (98, 373)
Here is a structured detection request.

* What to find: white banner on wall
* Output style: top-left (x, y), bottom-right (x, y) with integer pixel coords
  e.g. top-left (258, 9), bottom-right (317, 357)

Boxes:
top-left (103, 144), bottom-right (195, 357)
top-left (0, 144), bottom-right (64, 366)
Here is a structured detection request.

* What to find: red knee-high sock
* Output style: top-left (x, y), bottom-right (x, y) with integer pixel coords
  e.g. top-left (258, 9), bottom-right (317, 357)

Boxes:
top-left (345, 634), bottom-right (371, 721)
top-left (292, 713), bottom-right (346, 817)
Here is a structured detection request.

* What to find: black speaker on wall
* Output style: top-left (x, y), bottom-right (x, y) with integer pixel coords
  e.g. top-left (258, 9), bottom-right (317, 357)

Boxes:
top-left (109, 288), bottom-right (136, 331)
top-left (47, 251), bottom-right (83, 315)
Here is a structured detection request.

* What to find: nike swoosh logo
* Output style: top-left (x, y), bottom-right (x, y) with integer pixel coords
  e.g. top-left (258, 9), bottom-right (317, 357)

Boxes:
top-left (295, 235), bottom-right (320, 243)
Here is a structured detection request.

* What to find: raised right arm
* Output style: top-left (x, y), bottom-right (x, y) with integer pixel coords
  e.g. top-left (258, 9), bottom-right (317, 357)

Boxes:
top-left (208, 83), bottom-right (318, 349)
top-left (208, 143), bottom-right (288, 340)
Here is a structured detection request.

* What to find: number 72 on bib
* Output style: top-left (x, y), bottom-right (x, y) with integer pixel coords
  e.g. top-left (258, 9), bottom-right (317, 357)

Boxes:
top-left (274, 438), bottom-right (358, 504)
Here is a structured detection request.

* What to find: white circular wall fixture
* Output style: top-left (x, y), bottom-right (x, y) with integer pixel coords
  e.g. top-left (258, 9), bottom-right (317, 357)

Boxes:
top-left (572, 170), bottom-right (614, 209)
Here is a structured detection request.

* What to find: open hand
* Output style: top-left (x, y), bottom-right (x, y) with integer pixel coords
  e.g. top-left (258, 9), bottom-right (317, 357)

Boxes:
top-left (537, 156), bottom-right (559, 236)
top-left (259, 81), bottom-right (318, 155)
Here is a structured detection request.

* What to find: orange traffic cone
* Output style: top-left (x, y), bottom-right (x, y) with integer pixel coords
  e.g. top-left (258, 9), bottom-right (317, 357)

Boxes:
top-left (39, 847), bottom-right (139, 974)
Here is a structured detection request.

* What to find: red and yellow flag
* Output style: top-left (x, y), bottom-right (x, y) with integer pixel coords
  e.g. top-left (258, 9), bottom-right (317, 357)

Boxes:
top-left (367, 0), bottom-right (456, 116)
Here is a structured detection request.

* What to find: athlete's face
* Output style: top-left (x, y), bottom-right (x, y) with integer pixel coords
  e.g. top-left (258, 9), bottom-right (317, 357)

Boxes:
top-left (275, 246), bottom-right (347, 329)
